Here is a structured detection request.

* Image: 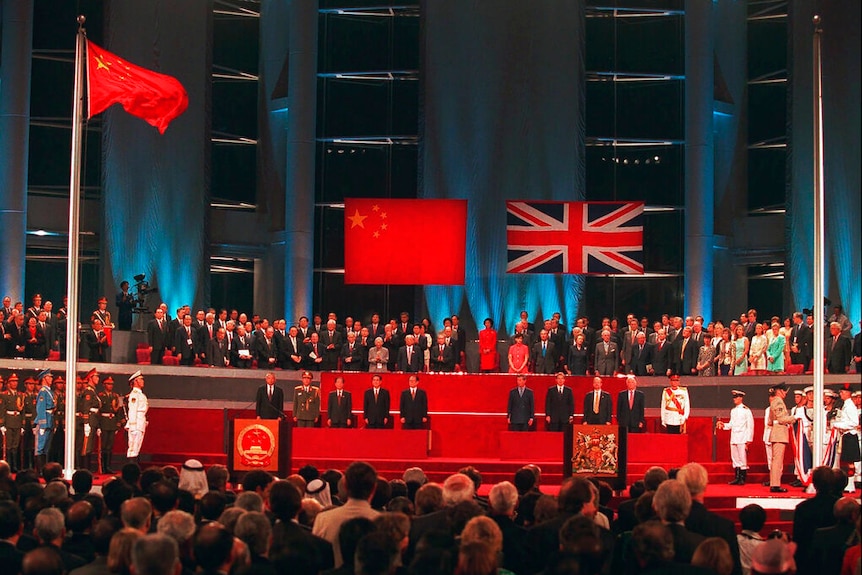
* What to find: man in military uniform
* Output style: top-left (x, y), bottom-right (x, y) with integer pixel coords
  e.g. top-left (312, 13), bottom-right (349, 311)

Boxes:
top-left (98, 376), bottom-right (121, 473)
top-left (79, 368), bottom-right (101, 471)
top-left (293, 371), bottom-right (321, 427)
top-left (48, 375), bottom-right (66, 464)
top-left (22, 377), bottom-right (38, 470)
top-left (660, 374), bottom-right (690, 434)
top-left (789, 387), bottom-right (813, 488)
top-left (125, 370), bottom-right (149, 463)
top-left (35, 368), bottom-right (56, 473)
top-left (1, 374), bottom-right (24, 472)
top-left (766, 382), bottom-right (797, 492)
top-left (716, 390), bottom-right (754, 485)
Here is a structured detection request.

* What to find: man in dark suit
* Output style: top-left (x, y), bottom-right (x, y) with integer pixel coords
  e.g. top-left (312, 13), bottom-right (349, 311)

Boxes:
top-left (252, 327), bottom-right (278, 369)
top-left (268, 481), bottom-right (334, 573)
top-left (450, 315), bottom-right (468, 366)
top-left (0, 500), bottom-right (24, 573)
top-left (327, 376), bottom-right (352, 428)
top-left (854, 320), bottom-right (862, 373)
top-left (197, 313), bottom-right (217, 364)
top-left (319, 320), bottom-right (343, 371)
top-left (654, 480), bottom-right (704, 564)
top-left (808, 497), bottom-right (860, 575)
top-left (652, 329), bottom-right (673, 376)
top-left (254, 372), bottom-right (284, 420)
top-left (396, 335), bottom-right (423, 373)
top-left (86, 319), bottom-right (110, 362)
top-left (583, 376), bottom-right (612, 424)
top-left (526, 476), bottom-right (596, 573)
top-left (147, 308), bottom-right (168, 365)
top-left (207, 328), bottom-right (229, 367)
top-left (507, 375), bottom-right (534, 431)
top-left (593, 329), bottom-right (619, 376)
top-left (173, 314), bottom-right (197, 366)
top-left (233, 325), bottom-right (254, 369)
top-left (531, 330), bottom-right (557, 375)
top-left (617, 374), bottom-right (646, 432)
top-left (544, 372), bottom-right (574, 431)
top-left (678, 462), bottom-right (742, 575)
top-left (672, 326), bottom-right (699, 376)
top-left (789, 311), bottom-right (812, 367)
top-left (363, 374), bottom-right (390, 428)
top-left (429, 333), bottom-right (456, 372)
top-left (792, 466), bottom-right (840, 572)
top-left (826, 321), bottom-right (852, 374)
top-left (367, 313), bottom-right (385, 342)
top-left (627, 331), bottom-right (654, 376)
top-left (340, 332), bottom-right (364, 371)
top-left (399, 374), bottom-right (428, 430)
top-left (277, 326), bottom-right (304, 370)
top-left (304, 332), bottom-right (325, 371)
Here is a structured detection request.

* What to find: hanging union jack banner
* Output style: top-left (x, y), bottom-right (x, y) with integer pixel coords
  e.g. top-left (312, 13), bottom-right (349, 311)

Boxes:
top-left (506, 201), bottom-right (645, 275)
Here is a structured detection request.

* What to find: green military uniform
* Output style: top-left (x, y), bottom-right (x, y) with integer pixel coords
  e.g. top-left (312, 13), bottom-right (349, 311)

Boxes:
top-left (22, 382), bottom-right (37, 470)
top-left (293, 383), bottom-right (321, 427)
top-left (2, 382), bottom-right (25, 472)
top-left (98, 382), bottom-right (120, 473)
top-left (49, 380), bottom-right (66, 464)
top-left (75, 382), bottom-right (100, 469)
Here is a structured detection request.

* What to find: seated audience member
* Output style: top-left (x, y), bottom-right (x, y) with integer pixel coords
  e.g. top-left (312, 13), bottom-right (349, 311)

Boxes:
top-left (268, 480), bottom-right (334, 572)
top-left (235, 511), bottom-right (273, 567)
top-left (354, 531), bottom-right (399, 575)
top-left (692, 537), bottom-right (734, 575)
top-left (750, 539), bottom-right (797, 575)
top-left (414, 483), bottom-right (444, 517)
top-left (631, 521), bottom-right (714, 574)
top-left (808, 497), bottom-right (861, 575)
top-left (737, 504), bottom-right (767, 575)
top-left (107, 528), bottom-right (143, 575)
top-left (652, 479), bottom-right (704, 564)
top-left (487, 481), bottom-right (529, 575)
top-left (131, 533), bottom-right (181, 575)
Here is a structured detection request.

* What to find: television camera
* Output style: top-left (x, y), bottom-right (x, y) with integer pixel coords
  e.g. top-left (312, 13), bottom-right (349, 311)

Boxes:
top-left (130, 273), bottom-right (158, 314)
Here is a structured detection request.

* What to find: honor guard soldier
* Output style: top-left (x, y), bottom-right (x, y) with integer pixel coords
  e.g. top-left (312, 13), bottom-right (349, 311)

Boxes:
top-left (293, 371), bottom-right (321, 427)
top-left (35, 369), bottom-right (56, 472)
top-left (1, 374), bottom-right (24, 472)
top-left (716, 390), bottom-right (754, 485)
top-left (49, 376), bottom-right (66, 464)
top-left (79, 368), bottom-right (102, 471)
top-left (660, 374), bottom-right (690, 434)
top-left (125, 370), bottom-right (149, 463)
top-left (98, 377), bottom-right (121, 473)
top-left (74, 376), bottom-right (89, 470)
top-left (22, 377), bottom-right (38, 470)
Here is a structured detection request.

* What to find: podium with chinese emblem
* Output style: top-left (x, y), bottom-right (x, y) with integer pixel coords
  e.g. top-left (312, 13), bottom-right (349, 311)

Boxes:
top-left (228, 418), bottom-right (292, 476)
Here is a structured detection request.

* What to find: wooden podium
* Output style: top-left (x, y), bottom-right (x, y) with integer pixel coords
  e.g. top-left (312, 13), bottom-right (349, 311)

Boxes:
top-left (228, 418), bottom-right (292, 476)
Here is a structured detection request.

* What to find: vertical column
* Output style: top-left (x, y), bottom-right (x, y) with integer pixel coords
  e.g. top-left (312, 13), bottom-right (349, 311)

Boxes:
top-left (0, 1), bottom-right (34, 300)
top-left (684, 0), bottom-right (715, 320)
top-left (282, 0), bottom-right (318, 321)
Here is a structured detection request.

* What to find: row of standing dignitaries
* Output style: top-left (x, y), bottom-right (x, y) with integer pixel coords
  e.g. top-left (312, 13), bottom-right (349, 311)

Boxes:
top-left (254, 371), bottom-right (429, 429)
top-left (253, 370), bottom-right (678, 433)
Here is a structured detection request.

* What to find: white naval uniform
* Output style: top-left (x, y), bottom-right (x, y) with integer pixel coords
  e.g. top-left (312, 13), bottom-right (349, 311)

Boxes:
top-left (726, 403), bottom-right (755, 469)
top-left (125, 387), bottom-right (149, 458)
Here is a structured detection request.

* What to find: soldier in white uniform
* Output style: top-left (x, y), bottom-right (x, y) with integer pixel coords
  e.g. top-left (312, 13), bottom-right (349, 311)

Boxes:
top-left (717, 389), bottom-right (754, 485)
top-left (660, 374), bottom-right (690, 433)
top-left (125, 370), bottom-right (148, 463)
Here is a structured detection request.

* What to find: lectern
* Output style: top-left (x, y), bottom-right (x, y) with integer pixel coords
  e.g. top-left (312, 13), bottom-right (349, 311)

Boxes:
top-left (228, 418), bottom-right (292, 476)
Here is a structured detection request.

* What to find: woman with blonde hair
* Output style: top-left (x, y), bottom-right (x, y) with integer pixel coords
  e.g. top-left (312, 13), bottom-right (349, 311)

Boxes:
top-left (733, 324), bottom-right (750, 375)
top-left (692, 537), bottom-right (734, 575)
top-left (749, 323), bottom-right (768, 371)
top-left (107, 528), bottom-right (143, 575)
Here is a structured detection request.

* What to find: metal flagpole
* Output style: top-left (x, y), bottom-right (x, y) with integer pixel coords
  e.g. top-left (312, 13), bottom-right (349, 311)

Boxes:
top-left (64, 16), bottom-right (86, 479)
top-left (811, 14), bottom-right (825, 472)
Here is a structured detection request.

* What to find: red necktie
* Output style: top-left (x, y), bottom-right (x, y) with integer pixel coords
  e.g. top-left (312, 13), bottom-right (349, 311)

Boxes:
top-left (629, 391), bottom-right (634, 409)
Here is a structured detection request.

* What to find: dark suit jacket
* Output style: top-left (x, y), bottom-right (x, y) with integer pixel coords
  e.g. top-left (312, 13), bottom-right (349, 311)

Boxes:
top-left (396, 345), bottom-right (424, 372)
top-left (531, 340), bottom-right (558, 374)
top-left (255, 336), bottom-right (278, 367)
top-left (319, 330), bottom-right (343, 370)
top-left (584, 390), bottom-right (613, 424)
top-left (507, 387), bottom-right (534, 425)
top-left (628, 343), bottom-right (654, 375)
top-left (233, 333), bottom-right (254, 368)
top-left (429, 343), bottom-right (456, 372)
top-left (685, 500), bottom-right (742, 575)
top-left (278, 336), bottom-right (305, 370)
top-left (490, 515), bottom-right (530, 575)
top-left (147, 318), bottom-right (169, 352)
top-left (327, 390), bottom-right (352, 427)
top-left (652, 340), bottom-right (672, 375)
top-left (399, 388), bottom-right (428, 427)
top-left (174, 325), bottom-right (197, 364)
top-left (792, 493), bottom-right (839, 572)
top-left (594, 341), bottom-right (619, 375)
top-left (544, 385), bottom-right (574, 429)
top-left (255, 385), bottom-right (285, 419)
top-left (85, 329), bottom-right (109, 362)
top-left (197, 323), bottom-right (217, 357)
top-left (207, 337), bottom-right (229, 367)
top-left (789, 322), bottom-right (813, 366)
top-left (667, 523), bottom-right (705, 564)
top-left (0, 541), bottom-right (23, 575)
top-left (617, 389), bottom-right (645, 431)
top-left (271, 520), bottom-right (334, 573)
top-left (567, 344), bottom-right (589, 375)
top-left (826, 335), bottom-right (852, 373)
top-left (672, 337), bottom-right (699, 375)
top-left (363, 388), bottom-right (390, 427)
top-left (810, 521), bottom-right (856, 575)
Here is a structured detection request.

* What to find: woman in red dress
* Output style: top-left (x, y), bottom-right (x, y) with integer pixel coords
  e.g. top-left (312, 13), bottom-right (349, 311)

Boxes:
top-left (478, 318), bottom-right (498, 373)
top-left (508, 333), bottom-right (530, 374)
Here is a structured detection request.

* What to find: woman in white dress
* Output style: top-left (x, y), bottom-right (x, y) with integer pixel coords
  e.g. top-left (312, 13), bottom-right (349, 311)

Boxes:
top-left (748, 323), bottom-right (768, 371)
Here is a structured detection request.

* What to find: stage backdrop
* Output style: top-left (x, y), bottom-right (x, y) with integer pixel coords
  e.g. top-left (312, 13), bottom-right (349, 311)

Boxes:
top-left (101, 1), bottom-right (212, 314)
top-left (420, 0), bottom-right (585, 334)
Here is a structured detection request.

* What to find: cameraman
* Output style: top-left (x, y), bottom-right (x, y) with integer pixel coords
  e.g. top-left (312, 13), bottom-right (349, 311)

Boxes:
top-left (116, 281), bottom-right (135, 331)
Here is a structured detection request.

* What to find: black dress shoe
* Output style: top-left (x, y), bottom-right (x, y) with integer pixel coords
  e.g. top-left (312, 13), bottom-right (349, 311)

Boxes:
top-left (770, 486), bottom-right (788, 493)
top-left (790, 479), bottom-right (803, 487)
top-left (762, 481), bottom-right (771, 487)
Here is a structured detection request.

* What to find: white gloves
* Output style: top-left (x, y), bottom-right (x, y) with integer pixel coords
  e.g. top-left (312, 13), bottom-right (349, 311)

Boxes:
top-left (84, 423), bottom-right (91, 436)
top-left (97, 428), bottom-right (102, 436)
top-left (0, 426), bottom-right (5, 433)
top-left (39, 428), bottom-right (45, 436)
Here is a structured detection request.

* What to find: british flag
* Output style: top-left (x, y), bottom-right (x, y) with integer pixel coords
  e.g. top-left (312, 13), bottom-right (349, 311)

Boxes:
top-left (506, 201), bottom-right (645, 274)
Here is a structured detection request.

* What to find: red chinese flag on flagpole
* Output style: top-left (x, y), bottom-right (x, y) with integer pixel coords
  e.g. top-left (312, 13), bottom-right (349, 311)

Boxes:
top-left (86, 40), bottom-right (188, 134)
top-left (344, 198), bottom-right (467, 285)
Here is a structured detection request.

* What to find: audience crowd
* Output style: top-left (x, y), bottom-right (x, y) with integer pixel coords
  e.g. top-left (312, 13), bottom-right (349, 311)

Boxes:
top-left (0, 457), bottom-right (859, 575)
top-left (3, 293), bottom-right (860, 376)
